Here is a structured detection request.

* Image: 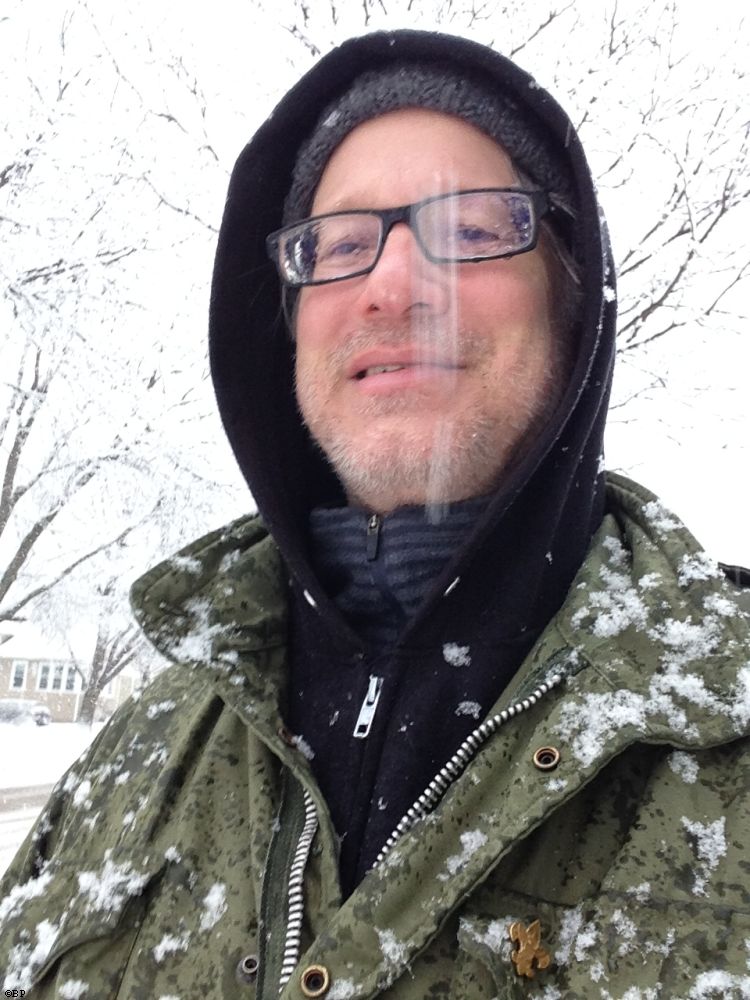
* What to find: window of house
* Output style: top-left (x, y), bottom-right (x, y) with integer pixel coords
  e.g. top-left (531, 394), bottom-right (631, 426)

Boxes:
top-left (52, 663), bottom-right (64, 691)
top-left (11, 661), bottom-right (27, 690)
top-left (65, 665), bottom-right (78, 692)
top-left (38, 662), bottom-right (50, 690)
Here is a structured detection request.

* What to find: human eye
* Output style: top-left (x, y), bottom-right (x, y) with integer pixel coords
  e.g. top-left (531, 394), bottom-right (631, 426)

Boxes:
top-left (445, 193), bottom-right (534, 256)
top-left (454, 223), bottom-right (499, 247)
top-left (317, 219), bottom-right (377, 263)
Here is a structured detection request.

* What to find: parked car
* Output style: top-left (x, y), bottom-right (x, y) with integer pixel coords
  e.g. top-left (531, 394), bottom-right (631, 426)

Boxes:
top-left (0, 698), bottom-right (52, 726)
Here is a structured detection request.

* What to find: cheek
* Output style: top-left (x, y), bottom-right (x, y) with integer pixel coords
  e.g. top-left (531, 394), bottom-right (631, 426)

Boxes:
top-left (458, 266), bottom-right (551, 336)
top-left (295, 287), bottom-right (343, 351)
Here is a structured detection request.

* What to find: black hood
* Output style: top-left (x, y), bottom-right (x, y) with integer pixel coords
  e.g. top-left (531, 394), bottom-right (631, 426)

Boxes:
top-left (209, 29), bottom-right (616, 647)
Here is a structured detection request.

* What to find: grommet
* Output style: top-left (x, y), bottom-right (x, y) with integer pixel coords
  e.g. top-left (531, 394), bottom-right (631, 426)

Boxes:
top-left (533, 746), bottom-right (561, 771)
top-left (236, 953), bottom-right (259, 984)
top-left (300, 963), bottom-right (331, 997)
top-left (277, 724), bottom-right (296, 746)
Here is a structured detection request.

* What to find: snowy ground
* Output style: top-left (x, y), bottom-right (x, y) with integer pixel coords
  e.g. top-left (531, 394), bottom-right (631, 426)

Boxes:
top-left (0, 804), bottom-right (46, 876)
top-left (0, 722), bottom-right (103, 876)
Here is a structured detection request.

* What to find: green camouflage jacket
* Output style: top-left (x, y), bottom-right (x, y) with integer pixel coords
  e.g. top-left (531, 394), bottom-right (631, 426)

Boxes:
top-left (2, 474), bottom-right (749, 999)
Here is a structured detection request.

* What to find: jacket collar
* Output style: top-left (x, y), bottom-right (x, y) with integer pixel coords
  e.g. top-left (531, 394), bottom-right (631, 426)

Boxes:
top-left (131, 473), bottom-right (749, 754)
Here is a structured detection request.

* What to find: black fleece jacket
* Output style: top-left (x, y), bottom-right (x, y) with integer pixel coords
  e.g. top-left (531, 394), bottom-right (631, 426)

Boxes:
top-left (208, 30), bottom-right (617, 896)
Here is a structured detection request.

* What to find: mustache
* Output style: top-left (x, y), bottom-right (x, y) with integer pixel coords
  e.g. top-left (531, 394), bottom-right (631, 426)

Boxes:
top-left (325, 319), bottom-right (481, 370)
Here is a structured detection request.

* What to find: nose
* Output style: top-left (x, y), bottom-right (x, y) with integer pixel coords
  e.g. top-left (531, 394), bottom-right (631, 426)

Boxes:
top-left (356, 223), bottom-right (451, 319)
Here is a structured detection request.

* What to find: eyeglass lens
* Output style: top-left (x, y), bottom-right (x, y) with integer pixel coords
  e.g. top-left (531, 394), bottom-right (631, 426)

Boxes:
top-left (279, 191), bottom-right (536, 285)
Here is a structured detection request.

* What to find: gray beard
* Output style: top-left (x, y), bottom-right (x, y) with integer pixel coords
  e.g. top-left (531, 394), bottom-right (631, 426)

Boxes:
top-left (296, 319), bottom-right (563, 515)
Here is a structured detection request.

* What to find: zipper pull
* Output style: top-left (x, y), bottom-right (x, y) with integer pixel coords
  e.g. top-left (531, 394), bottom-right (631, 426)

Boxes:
top-left (353, 675), bottom-right (384, 739)
top-left (366, 513), bottom-right (381, 561)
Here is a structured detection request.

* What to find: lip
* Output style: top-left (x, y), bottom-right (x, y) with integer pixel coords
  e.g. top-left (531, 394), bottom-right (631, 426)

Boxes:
top-left (347, 349), bottom-right (462, 381)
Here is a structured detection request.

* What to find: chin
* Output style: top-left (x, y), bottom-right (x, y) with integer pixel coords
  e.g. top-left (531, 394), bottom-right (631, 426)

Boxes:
top-left (322, 420), bottom-right (510, 512)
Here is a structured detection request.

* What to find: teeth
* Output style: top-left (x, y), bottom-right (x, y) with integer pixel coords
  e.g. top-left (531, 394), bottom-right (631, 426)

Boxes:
top-left (365, 364), bottom-right (406, 376)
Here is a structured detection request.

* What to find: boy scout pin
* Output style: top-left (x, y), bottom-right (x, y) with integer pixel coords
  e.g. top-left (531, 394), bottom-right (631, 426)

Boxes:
top-left (509, 920), bottom-right (551, 978)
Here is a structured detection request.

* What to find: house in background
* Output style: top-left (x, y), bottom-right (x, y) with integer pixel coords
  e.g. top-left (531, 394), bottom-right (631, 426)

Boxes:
top-left (0, 623), bottom-right (135, 722)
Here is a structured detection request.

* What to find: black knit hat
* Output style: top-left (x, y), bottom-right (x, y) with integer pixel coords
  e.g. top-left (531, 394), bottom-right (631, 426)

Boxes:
top-left (282, 61), bottom-right (576, 225)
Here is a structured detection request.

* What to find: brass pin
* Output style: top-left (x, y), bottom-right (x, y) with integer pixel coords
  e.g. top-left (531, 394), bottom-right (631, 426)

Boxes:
top-left (509, 919), bottom-right (551, 979)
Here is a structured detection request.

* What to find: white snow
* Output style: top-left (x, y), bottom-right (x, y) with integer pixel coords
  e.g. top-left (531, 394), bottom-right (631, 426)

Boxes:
top-left (678, 552), bottom-right (723, 587)
top-left (730, 667), bottom-right (750, 728)
top-left (0, 869), bottom-right (54, 923)
top-left (0, 723), bottom-right (104, 789)
top-left (3, 918), bottom-right (60, 992)
top-left (642, 499), bottom-right (681, 535)
top-left (556, 690), bottom-right (647, 767)
top-left (443, 643), bottom-right (471, 666)
top-left (611, 907), bottom-right (638, 956)
top-left (648, 616), bottom-right (721, 670)
top-left (291, 734), bottom-right (315, 760)
top-left (439, 829), bottom-right (488, 880)
top-left (555, 905), bottom-right (583, 965)
top-left (589, 961), bottom-right (606, 982)
top-left (455, 701), bottom-right (481, 719)
top-left (573, 919), bottom-right (598, 962)
top-left (680, 816), bottom-right (727, 896)
top-left (144, 744), bottom-right (169, 768)
top-left (668, 751), bottom-right (699, 784)
top-left (687, 970), bottom-right (750, 998)
top-left (703, 593), bottom-right (738, 617)
top-left (153, 931), bottom-right (191, 963)
top-left (72, 779), bottom-right (92, 809)
top-left (165, 598), bottom-right (233, 664)
top-left (59, 981), bottom-right (89, 999)
top-left (199, 882), bottom-right (227, 931)
top-left (169, 555), bottom-right (202, 574)
top-left (459, 916), bottom-right (507, 954)
top-left (571, 538), bottom-right (649, 638)
top-left (626, 881), bottom-right (651, 903)
top-left (77, 853), bottom-right (150, 911)
top-left (377, 927), bottom-right (408, 967)
top-left (546, 777), bottom-right (568, 792)
top-left (146, 700), bottom-right (176, 720)
top-left (328, 980), bottom-right (358, 999)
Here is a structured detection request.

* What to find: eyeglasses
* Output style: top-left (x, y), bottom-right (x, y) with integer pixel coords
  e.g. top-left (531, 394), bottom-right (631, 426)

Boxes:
top-left (266, 188), bottom-right (550, 287)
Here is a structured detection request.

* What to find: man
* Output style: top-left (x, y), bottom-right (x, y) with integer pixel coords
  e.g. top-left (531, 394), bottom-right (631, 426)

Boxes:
top-left (2, 29), bottom-right (749, 1000)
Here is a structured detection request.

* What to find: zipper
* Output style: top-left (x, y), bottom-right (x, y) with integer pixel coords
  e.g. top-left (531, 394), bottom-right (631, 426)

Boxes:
top-left (271, 655), bottom-right (572, 992)
top-left (353, 675), bottom-right (384, 738)
top-left (372, 666), bottom-right (567, 868)
top-left (278, 788), bottom-right (318, 991)
top-left (366, 513), bottom-right (381, 560)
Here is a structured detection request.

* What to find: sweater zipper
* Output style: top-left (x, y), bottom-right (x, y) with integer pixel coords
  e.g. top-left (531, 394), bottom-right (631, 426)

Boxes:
top-left (366, 513), bottom-right (381, 560)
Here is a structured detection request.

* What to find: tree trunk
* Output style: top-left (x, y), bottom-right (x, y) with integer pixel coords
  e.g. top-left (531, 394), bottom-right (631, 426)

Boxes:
top-left (77, 683), bottom-right (102, 725)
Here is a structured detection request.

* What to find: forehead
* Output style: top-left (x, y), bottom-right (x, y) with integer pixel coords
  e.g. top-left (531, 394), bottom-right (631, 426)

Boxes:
top-left (310, 108), bottom-right (519, 215)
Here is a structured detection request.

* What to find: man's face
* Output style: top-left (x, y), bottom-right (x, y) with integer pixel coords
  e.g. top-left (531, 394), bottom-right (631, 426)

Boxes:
top-left (294, 108), bottom-right (562, 514)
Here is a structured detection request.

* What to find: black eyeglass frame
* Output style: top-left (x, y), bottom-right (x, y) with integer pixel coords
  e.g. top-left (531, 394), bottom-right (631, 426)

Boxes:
top-left (266, 187), bottom-right (551, 288)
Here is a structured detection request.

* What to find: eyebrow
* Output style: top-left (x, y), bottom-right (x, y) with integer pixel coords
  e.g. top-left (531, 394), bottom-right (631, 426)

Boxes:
top-left (311, 194), bottom-right (377, 214)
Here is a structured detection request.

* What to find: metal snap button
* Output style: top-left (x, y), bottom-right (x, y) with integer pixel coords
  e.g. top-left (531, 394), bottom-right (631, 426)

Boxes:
top-left (236, 953), bottom-right (259, 984)
top-left (533, 746), bottom-right (561, 771)
top-left (300, 963), bottom-right (331, 997)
